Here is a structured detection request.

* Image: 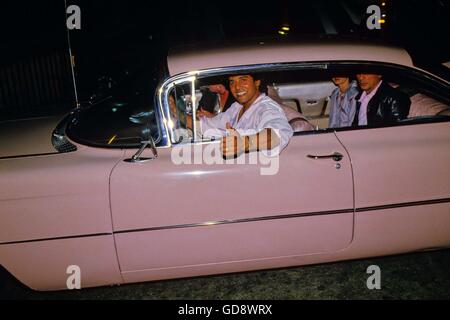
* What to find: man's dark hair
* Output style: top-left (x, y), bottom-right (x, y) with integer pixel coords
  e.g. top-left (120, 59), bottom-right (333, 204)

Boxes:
top-left (227, 73), bottom-right (267, 94)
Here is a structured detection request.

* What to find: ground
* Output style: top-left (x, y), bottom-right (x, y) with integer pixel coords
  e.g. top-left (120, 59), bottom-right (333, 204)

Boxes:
top-left (2, 249), bottom-right (449, 300)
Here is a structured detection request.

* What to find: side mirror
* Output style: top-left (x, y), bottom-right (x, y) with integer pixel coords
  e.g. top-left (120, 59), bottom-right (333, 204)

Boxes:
top-left (123, 137), bottom-right (158, 163)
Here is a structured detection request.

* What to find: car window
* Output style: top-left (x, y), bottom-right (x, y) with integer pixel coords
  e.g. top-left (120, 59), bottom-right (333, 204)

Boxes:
top-left (162, 62), bottom-right (450, 145)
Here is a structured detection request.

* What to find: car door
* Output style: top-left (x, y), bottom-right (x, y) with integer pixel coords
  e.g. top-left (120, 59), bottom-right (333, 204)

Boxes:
top-left (335, 120), bottom-right (450, 254)
top-left (327, 62), bottom-right (450, 259)
top-left (110, 131), bottom-right (354, 282)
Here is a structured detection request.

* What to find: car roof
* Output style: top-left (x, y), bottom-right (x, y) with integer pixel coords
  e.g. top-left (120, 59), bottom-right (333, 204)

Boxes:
top-left (167, 40), bottom-right (414, 76)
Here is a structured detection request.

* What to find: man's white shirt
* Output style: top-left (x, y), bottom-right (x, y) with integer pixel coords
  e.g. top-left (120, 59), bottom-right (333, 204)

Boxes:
top-left (199, 93), bottom-right (294, 151)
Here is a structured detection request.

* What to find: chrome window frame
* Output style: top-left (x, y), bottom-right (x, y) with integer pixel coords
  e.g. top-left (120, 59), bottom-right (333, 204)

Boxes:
top-left (156, 62), bottom-right (328, 148)
top-left (155, 60), bottom-right (450, 148)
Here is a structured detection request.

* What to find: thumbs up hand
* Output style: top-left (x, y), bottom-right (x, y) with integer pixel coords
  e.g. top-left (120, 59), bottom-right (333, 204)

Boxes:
top-left (221, 122), bottom-right (245, 158)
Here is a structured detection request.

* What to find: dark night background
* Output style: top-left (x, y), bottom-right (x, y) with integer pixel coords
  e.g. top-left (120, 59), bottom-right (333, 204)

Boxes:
top-left (0, 0), bottom-right (448, 120)
top-left (0, 0), bottom-right (449, 300)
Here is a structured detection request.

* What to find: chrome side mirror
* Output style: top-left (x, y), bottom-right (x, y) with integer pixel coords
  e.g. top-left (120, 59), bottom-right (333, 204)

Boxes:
top-left (123, 136), bottom-right (158, 163)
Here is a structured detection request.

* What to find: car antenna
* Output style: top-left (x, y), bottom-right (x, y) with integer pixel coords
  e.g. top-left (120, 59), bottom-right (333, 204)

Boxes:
top-left (64, 0), bottom-right (80, 108)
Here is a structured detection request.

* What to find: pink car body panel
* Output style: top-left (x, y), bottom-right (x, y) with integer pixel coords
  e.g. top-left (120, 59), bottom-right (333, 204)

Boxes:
top-left (110, 133), bottom-right (353, 230)
top-left (0, 235), bottom-right (122, 291)
top-left (110, 133), bottom-right (354, 276)
top-left (120, 203), bottom-right (450, 285)
top-left (0, 146), bottom-right (124, 243)
top-left (0, 115), bottom-right (63, 158)
top-left (0, 146), bottom-right (125, 290)
top-left (336, 122), bottom-right (450, 207)
top-left (110, 122), bottom-right (450, 286)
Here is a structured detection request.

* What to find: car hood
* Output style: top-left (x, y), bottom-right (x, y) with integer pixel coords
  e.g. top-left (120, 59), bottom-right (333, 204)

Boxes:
top-left (0, 115), bottom-right (64, 158)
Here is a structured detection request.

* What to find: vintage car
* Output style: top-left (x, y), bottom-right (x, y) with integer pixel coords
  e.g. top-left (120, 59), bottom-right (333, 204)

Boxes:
top-left (0, 40), bottom-right (449, 291)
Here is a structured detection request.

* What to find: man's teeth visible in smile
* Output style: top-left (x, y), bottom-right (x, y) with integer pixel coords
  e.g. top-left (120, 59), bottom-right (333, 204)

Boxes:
top-left (237, 92), bottom-right (246, 96)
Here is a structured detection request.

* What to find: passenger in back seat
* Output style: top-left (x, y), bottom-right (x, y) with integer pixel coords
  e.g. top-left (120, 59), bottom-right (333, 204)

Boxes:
top-left (353, 73), bottom-right (411, 126)
top-left (328, 77), bottom-right (359, 128)
top-left (198, 84), bottom-right (235, 115)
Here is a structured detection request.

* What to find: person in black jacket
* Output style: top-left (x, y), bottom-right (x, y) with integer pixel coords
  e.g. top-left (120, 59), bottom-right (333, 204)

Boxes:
top-left (352, 74), bottom-right (411, 127)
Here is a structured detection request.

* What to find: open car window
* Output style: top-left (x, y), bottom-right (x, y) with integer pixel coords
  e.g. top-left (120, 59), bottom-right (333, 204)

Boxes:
top-left (161, 61), bottom-right (449, 145)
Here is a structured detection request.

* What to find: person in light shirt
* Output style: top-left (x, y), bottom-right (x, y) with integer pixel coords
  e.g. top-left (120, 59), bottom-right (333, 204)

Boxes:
top-left (352, 73), bottom-right (411, 127)
top-left (189, 73), bottom-right (293, 158)
top-left (328, 77), bottom-right (359, 128)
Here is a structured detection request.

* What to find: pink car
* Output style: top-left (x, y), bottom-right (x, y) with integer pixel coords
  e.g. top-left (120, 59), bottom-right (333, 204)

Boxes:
top-left (0, 41), bottom-right (449, 291)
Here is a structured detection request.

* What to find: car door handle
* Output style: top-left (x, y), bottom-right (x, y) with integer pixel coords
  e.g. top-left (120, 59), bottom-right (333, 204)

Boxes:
top-left (307, 152), bottom-right (343, 162)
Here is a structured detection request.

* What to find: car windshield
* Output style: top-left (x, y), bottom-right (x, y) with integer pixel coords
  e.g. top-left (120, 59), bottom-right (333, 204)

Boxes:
top-left (66, 69), bottom-right (162, 148)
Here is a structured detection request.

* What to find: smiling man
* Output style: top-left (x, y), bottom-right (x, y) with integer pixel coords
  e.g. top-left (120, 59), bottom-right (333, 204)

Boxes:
top-left (197, 74), bottom-right (293, 158)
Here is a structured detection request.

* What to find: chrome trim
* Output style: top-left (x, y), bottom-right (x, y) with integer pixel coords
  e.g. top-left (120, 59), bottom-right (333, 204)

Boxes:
top-left (191, 77), bottom-right (198, 141)
top-left (157, 75), bottom-right (197, 148)
top-left (0, 152), bottom-right (60, 160)
top-left (115, 197), bottom-right (450, 235)
top-left (0, 232), bottom-right (112, 246)
top-left (2, 198), bottom-right (448, 245)
top-left (115, 208), bottom-right (354, 234)
top-left (356, 198), bottom-right (450, 213)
